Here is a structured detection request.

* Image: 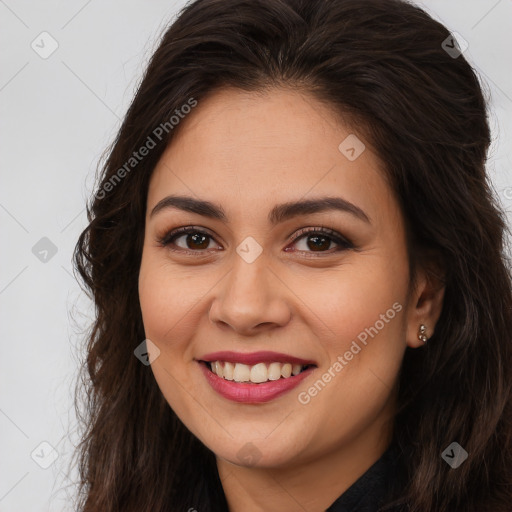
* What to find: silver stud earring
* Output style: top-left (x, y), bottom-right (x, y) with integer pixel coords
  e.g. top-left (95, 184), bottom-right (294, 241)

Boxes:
top-left (418, 324), bottom-right (428, 344)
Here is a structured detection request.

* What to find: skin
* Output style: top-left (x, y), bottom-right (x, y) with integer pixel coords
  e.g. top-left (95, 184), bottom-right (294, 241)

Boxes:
top-left (138, 86), bottom-right (445, 512)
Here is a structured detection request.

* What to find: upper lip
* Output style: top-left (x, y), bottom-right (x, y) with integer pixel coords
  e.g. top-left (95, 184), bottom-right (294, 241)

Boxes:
top-left (197, 351), bottom-right (317, 367)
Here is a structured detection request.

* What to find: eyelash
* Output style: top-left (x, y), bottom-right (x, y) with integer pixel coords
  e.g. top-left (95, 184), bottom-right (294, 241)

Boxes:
top-left (156, 225), bottom-right (354, 257)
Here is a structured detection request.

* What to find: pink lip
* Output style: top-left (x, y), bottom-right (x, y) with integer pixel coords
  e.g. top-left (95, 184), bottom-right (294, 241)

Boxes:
top-left (197, 350), bottom-right (317, 366)
top-left (197, 361), bottom-right (316, 403)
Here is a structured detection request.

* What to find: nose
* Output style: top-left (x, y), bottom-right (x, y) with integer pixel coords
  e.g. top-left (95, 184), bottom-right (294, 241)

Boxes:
top-left (208, 252), bottom-right (292, 335)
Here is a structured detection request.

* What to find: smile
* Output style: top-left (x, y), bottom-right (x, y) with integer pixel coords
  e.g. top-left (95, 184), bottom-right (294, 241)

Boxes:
top-left (197, 360), bottom-right (317, 403)
top-left (205, 360), bottom-right (314, 383)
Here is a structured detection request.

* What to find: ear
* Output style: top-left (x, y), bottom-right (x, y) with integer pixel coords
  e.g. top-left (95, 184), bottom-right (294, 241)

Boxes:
top-left (405, 255), bottom-right (446, 348)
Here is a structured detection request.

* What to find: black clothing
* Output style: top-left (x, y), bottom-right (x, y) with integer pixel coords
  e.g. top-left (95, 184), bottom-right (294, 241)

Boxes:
top-left (325, 443), bottom-right (405, 512)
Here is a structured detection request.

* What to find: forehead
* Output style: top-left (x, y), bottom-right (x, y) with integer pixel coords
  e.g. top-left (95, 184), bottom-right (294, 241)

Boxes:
top-left (147, 87), bottom-right (398, 227)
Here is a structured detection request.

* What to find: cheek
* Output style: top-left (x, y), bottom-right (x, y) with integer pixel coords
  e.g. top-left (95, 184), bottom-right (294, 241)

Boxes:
top-left (295, 259), bottom-right (406, 341)
top-left (296, 268), bottom-right (406, 427)
top-left (138, 252), bottom-right (190, 356)
top-left (139, 252), bottom-right (202, 335)
top-left (138, 264), bottom-right (171, 336)
top-left (138, 250), bottom-right (225, 379)
top-left (292, 256), bottom-right (408, 411)
top-left (138, 252), bottom-right (204, 417)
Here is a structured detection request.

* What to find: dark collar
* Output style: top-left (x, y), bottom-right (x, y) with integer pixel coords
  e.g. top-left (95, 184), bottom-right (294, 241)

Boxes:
top-left (325, 443), bottom-right (403, 512)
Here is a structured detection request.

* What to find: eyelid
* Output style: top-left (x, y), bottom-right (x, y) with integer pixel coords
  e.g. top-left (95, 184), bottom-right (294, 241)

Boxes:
top-left (157, 225), bottom-right (354, 255)
top-left (157, 225), bottom-right (221, 253)
top-left (288, 225), bottom-right (352, 248)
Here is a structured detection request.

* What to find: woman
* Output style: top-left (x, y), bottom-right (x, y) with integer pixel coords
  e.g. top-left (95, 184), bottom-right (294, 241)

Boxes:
top-left (72, 0), bottom-right (512, 511)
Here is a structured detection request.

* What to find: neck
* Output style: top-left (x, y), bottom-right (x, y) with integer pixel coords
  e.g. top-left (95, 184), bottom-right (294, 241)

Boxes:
top-left (216, 410), bottom-right (395, 512)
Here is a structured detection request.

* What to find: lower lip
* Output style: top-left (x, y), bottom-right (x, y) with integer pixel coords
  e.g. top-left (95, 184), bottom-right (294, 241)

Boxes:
top-left (198, 361), bottom-right (316, 403)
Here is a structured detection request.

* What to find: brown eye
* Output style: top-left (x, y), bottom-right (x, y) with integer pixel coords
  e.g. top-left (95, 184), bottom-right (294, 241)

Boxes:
top-left (288, 227), bottom-right (353, 254)
top-left (160, 228), bottom-right (216, 251)
top-left (299, 233), bottom-right (333, 252)
top-left (181, 232), bottom-right (211, 250)
top-left (158, 225), bottom-right (353, 256)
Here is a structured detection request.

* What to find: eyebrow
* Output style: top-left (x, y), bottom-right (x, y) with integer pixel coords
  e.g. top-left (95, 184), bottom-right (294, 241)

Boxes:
top-left (150, 194), bottom-right (371, 225)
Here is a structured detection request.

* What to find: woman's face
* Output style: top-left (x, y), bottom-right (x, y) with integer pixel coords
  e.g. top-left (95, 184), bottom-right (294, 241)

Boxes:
top-left (138, 86), bottom-right (424, 469)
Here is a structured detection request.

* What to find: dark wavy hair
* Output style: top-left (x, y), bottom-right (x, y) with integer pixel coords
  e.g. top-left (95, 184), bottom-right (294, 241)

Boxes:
top-left (71, 0), bottom-right (512, 510)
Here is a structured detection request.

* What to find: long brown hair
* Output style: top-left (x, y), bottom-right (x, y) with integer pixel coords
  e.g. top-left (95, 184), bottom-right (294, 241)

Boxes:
top-left (72, 0), bottom-right (512, 510)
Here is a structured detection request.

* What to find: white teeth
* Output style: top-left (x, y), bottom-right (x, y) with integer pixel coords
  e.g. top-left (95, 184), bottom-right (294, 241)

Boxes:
top-left (292, 364), bottom-right (302, 376)
top-left (267, 362), bottom-right (282, 381)
top-left (223, 361), bottom-right (234, 380)
top-left (212, 361), bottom-right (224, 378)
top-left (233, 363), bottom-right (251, 382)
top-left (250, 363), bottom-right (268, 383)
top-left (281, 363), bottom-right (292, 378)
top-left (208, 361), bottom-right (311, 383)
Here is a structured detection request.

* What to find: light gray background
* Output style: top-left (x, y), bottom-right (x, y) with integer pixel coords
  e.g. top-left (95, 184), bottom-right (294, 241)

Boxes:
top-left (1, 1), bottom-right (511, 510)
